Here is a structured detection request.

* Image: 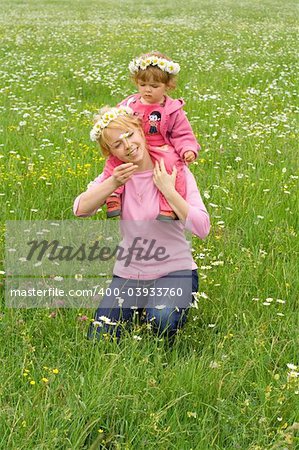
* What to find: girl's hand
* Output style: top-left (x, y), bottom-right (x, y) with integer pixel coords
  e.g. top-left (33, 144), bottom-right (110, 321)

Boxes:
top-left (112, 163), bottom-right (138, 187)
top-left (153, 159), bottom-right (177, 196)
top-left (184, 151), bottom-right (196, 164)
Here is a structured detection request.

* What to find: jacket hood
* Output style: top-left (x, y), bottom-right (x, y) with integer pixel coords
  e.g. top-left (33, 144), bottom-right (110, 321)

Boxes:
top-left (164, 96), bottom-right (185, 114)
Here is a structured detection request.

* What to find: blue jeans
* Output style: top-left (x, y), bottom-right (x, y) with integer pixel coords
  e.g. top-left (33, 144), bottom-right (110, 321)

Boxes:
top-left (87, 269), bottom-right (198, 341)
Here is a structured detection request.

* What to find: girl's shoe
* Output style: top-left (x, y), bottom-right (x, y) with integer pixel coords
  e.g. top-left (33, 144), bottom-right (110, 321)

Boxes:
top-left (156, 211), bottom-right (178, 221)
top-left (106, 196), bottom-right (121, 218)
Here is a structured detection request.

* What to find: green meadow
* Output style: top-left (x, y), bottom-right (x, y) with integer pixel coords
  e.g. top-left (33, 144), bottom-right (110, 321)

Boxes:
top-left (0, 0), bottom-right (298, 448)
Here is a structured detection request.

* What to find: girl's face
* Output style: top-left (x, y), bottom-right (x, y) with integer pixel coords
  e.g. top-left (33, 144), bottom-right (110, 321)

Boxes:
top-left (137, 80), bottom-right (168, 104)
top-left (107, 126), bottom-right (147, 163)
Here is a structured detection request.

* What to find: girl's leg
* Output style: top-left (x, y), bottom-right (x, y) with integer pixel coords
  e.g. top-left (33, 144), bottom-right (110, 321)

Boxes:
top-left (173, 164), bottom-right (186, 198)
top-left (103, 156), bottom-right (125, 218)
top-left (148, 144), bottom-right (178, 220)
top-left (157, 165), bottom-right (186, 221)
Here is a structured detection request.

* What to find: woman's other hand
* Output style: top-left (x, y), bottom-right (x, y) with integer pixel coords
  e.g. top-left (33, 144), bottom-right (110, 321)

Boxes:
top-left (153, 159), bottom-right (177, 196)
top-left (112, 163), bottom-right (138, 187)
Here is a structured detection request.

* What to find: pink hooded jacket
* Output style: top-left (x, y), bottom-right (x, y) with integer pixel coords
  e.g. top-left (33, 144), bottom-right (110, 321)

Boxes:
top-left (119, 94), bottom-right (200, 159)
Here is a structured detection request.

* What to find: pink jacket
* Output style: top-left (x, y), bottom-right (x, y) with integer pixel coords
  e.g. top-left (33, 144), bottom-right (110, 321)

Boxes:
top-left (119, 94), bottom-right (200, 159)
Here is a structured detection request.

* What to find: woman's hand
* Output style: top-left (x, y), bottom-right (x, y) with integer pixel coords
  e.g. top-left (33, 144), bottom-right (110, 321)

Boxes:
top-left (153, 159), bottom-right (177, 196)
top-left (153, 158), bottom-right (190, 221)
top-left (112, 163), bottom-right (138, 187)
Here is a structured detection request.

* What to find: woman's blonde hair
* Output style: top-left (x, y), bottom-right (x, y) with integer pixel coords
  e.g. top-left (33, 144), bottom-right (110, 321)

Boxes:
top-left (131, 51), bottom-right (177, 90)
top-left (93, 107), bottom-right (145, 157)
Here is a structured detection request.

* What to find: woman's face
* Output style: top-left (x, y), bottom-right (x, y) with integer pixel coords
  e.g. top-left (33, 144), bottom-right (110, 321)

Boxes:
top-left (107, 126), bottom-right (147, 163)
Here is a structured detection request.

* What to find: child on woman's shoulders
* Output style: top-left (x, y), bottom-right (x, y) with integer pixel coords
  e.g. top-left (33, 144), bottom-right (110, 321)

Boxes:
top-left (97, 51), bottom-right (200, 220)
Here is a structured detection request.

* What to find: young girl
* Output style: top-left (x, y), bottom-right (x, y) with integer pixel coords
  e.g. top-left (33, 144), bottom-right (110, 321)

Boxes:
top-left (93, 51), bottom-right (200, 221)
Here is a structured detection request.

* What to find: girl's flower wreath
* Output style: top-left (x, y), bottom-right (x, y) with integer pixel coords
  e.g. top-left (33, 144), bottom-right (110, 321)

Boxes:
top-left (129, 56), bottom-right (180, 75)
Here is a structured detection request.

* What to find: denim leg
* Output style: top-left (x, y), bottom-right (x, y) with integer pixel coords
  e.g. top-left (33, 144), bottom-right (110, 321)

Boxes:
top-left (145, 307), bottom-right (188, 338)
top-left (144, 269), bottom-right (198, 338)
top-left (87, 276), bottom-right (147, 341)
top-left (192, 269), bottom-right (199, 299)
top-left (87, 307), bottom-right (137, 340)
top-left (88, 270), bottom-right (199, 341)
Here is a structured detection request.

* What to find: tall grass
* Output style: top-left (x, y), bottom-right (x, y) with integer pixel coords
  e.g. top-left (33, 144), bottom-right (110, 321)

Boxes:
top-left (0, 0), bottom-right (298, 448)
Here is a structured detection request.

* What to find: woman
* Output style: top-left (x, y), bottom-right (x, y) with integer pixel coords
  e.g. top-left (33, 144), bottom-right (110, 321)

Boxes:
top-left (73, 106), bottom-right (210, 340)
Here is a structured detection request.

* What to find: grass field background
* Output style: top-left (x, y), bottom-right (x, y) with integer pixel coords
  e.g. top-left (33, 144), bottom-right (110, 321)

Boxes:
top-left (0, 0), bottom-right (298, 448)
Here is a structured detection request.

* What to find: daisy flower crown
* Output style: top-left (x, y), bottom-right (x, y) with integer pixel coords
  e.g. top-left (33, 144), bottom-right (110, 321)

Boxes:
top-left (90, 106), bottom-right (134, 141)
top-left (129, 55), bottom-right (180, 75)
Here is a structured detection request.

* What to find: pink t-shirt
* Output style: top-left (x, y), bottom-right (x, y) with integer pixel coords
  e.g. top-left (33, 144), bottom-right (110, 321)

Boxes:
top-left (134, 99), bottom-right (165, 146)
top-left (73, 167), bottom-right (210, 279)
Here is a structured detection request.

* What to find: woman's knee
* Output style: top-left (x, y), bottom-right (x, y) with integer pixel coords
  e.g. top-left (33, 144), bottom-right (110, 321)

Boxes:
top-left (87, 307), bottom-right (135, 341)
top-left (146, 307), bottom-right (188, 335)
